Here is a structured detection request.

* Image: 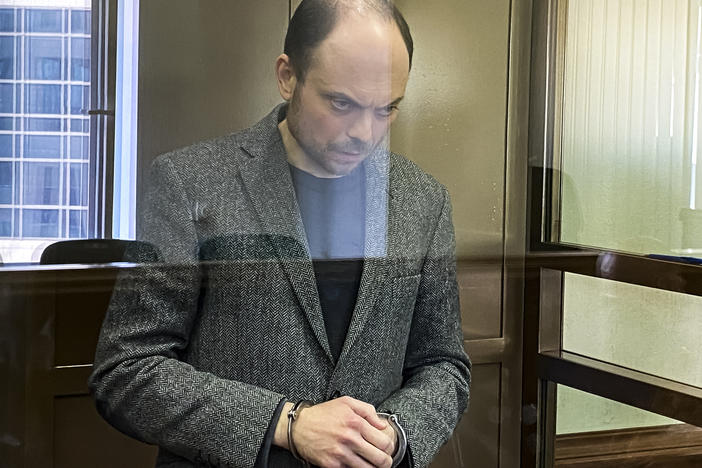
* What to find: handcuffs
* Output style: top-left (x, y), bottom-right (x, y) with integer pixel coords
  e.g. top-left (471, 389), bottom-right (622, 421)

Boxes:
top-left (377, 411), bottom-right (408, 468)
top-left (288, 401), bottom-right (407, 468)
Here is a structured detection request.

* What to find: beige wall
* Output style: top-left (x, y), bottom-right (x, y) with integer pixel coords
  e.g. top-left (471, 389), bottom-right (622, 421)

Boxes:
top-left (391, 0), bottom-right (511, 260)
top-left (137, 0), bottom-right (289, 207)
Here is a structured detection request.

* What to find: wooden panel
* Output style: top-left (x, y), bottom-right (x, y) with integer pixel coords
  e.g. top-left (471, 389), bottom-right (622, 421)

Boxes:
top-left (458, 261), bottom-right (502, 339)
top-left (53, 395), bottom-right (157, 468)
top-left (430, 364), bottom-right (501, 468)
top-left (54, 278), bottom-right (117, 366)
top-left (555, 424), bottom-right (702, 467)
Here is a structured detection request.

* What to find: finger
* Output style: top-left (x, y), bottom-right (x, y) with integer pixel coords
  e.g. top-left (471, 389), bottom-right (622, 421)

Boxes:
top-left (339, 450), bottom-right (376, 468)
top-left (359, 421), bottom-right (395, 455)
top-left (342, 397), bottom-right (387, 429)
top-left (347, 432), bottom-right (393, 468)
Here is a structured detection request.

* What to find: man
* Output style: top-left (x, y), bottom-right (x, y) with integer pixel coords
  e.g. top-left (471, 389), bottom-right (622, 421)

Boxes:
top-left (89, 1), bottom-right (471, 467)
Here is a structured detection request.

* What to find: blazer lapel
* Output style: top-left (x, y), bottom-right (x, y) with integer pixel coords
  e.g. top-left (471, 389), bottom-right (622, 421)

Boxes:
top-left (336, 149), bottom-right (391, 366)
top-left (236, 105), bottom-right (334, 364)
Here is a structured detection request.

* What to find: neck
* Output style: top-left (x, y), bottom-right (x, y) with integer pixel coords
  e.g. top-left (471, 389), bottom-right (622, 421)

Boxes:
top-left (278, 118), bottom-right (341, 178)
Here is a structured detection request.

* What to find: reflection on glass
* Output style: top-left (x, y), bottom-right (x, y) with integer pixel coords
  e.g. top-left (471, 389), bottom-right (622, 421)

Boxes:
top-left (26, 37), bottom-right (62, 81)
top-left (554, 385), bottom-right (701, 466)
top-left (68, 209), bottom-right (86, 238)
top-left (26, 117), bottom-right (61, 132)
top-left (71, 38), bottom-right (90, 82)
top-left (68, 163), bottom-right (88, 206)
top-left (0, 161), bottom-right (11, 203)
top-left (0, 134), bottom-right (11, 157)
top-left (71, 10), bottom-right (90, 35)
top-left (22, 162), bottom-right (59, 205)
top-left (0, 207), bottom-right (10, 237)
top-left (0, 36), bottom-right (14, 79)
top-left (0, 82), bottom-right (13, 113)
top-left (70, 84), bottom-right (88, 115)
top-left (563, 272), bottom-right (702, 388)
top-left (22, 208), bottom-right (58, 237)
top-left (24, 135), bottom-right (60, 158)
top-left (26, 84), bottom-right (62, 114)
top-left (69, 135), bottom-right (88, 160)
top-left (26, 9), bottom-right (63, 34)
top-left (0, 9), bottom-right (14, 32)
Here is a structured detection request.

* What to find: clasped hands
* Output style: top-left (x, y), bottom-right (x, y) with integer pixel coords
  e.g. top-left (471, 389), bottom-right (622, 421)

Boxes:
top-left (275, 395), bottom-right (398, 468)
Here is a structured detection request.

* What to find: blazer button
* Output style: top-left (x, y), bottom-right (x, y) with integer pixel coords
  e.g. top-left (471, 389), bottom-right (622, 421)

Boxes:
top-left (330, 390), bottom-right (341, 399)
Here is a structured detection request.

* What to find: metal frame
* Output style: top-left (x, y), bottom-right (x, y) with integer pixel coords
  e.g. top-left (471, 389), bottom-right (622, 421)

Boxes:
top-left (523, 0), bottom-right (702, 466)
top-left (89, 0), bottom-right (116, 238)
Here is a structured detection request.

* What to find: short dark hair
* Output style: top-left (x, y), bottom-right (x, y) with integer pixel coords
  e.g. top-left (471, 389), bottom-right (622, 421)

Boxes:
top-left (284, 0), bottom-right (414, 82)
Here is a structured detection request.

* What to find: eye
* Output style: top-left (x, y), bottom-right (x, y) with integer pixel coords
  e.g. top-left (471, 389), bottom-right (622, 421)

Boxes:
top-left (376, 105), bottom-right (398, 118)
top-left (330, 98), bottom-right (351, 111)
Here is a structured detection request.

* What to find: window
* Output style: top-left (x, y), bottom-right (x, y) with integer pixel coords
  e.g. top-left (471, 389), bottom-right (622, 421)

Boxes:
top-left (524, 1), bottom-right (702, 467)
top-left (0, 1), bottom-right (95, 263)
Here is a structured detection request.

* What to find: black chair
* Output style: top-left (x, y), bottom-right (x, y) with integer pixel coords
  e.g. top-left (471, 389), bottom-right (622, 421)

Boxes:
top-left (39, 239), bottom-right (161, 265)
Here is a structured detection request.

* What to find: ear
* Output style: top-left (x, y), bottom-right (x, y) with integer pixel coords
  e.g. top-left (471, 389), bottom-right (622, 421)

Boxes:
top-left (275, 54), bottom-right (297, 101)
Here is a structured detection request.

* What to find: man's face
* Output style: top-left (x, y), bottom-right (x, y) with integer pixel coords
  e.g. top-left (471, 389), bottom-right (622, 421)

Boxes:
top-left (283, 15), bottom-right (410, 177)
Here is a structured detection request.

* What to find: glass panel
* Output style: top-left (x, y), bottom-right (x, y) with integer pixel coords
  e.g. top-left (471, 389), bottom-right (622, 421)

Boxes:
top-left (71, 10), bottom-right (90, 35)
top-left (70, 38), bottom-right (90, 82)
top-left (69, 84), bottom-right (88, 115)
top-left (69, 135), bottom-right (88, 160)
top-left (0, 36), bottom-right (14, 80)
top-left (26, 37), bottom-right (62, 81)
top-left (563, 272), bottom-right (702, 388)
top-left (0, 207), bottom-right (10, 237)
top-left (26, 9), bottom-right (62, 34)
top-left (70, 118), bottom-right (88, 133)
top-left (24, 135), bottom-right (60, 159)
top-left (0, 83), bottom-right (14, 113)
top-left (68, 209), bottom-right (86, 238)
top-left (68, 163), bottom-right (87, 206)
top-left (553, 385), bottom-right (700, 466)
top-left (22, 162), bottom-right (60, 205)
top-left (22, 208), bottom-right (58, 237)
top-left (0, 9), bottom-right (14, 33)
top-left (557, 0), bottom-right (702, 258)
top-left (0, 161), bottom-right (11, 204)
top-left (0, 117), bottom-right (13, 130)
top-left (0, 134), bottom-right (11, 157)
top-left (26, 84), bottom-right (62, 114)
top-left (26, 117), bottom-right (61, 132)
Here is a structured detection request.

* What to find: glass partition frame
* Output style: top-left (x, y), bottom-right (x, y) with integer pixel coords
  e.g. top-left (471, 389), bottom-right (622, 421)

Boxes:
top-left (523, 1), bottom-right (702, 467)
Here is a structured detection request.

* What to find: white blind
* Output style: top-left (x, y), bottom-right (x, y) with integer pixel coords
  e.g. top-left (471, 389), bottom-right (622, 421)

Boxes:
top-left (560, 0), bottom-right (701, 254)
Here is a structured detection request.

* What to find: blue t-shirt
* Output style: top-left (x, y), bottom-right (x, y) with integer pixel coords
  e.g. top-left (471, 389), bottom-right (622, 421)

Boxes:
top-left (289, 162), bottom-right (366, 363)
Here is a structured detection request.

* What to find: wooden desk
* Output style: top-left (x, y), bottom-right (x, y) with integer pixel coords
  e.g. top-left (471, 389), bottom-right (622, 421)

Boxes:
top-left (0, 264), bottom-right (157, 468)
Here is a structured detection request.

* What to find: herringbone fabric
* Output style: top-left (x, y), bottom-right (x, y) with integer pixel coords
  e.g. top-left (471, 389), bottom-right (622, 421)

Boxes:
top-left (89, 104), bottom-right (471, 468)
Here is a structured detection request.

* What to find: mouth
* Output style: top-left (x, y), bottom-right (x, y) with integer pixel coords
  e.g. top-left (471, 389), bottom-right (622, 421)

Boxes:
top-left (332, 150), bottom-right (365, 161)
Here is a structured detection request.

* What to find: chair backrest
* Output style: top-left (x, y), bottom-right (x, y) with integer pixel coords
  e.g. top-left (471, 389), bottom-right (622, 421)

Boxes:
top-left (39, 239), bottom-right (160, 265)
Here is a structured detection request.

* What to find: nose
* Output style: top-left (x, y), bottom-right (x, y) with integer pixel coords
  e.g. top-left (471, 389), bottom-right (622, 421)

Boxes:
top-left (346, 110), bottom-right (373, 144)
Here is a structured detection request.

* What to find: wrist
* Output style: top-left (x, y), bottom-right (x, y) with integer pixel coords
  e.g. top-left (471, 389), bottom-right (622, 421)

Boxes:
top-left (273, 401), bottom-right (295, 449)
top-left (378, 412), bottom-right (407, 468)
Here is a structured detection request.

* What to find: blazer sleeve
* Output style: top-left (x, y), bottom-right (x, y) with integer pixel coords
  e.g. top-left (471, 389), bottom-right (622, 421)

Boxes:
top-left (88, 155), bottom-right (286, 468)
top-left (378, 187), bottom-right (472, 468)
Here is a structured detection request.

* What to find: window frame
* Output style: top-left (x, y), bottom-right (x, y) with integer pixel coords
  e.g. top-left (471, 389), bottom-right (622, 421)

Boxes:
top-left (88, 0), bottom-right (116, 239)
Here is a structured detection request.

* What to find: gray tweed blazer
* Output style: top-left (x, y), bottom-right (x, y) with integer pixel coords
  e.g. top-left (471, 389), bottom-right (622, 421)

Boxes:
top-left (89, 104), bottom-right (471, 468)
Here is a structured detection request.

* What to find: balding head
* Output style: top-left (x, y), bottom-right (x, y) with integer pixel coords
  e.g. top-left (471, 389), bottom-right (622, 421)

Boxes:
top-left (284, 0), bottom-right (413, 82)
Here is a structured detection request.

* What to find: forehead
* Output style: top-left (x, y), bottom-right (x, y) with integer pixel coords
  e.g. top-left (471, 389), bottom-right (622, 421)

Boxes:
top-left (305, 14), bottom-right (410, 103)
